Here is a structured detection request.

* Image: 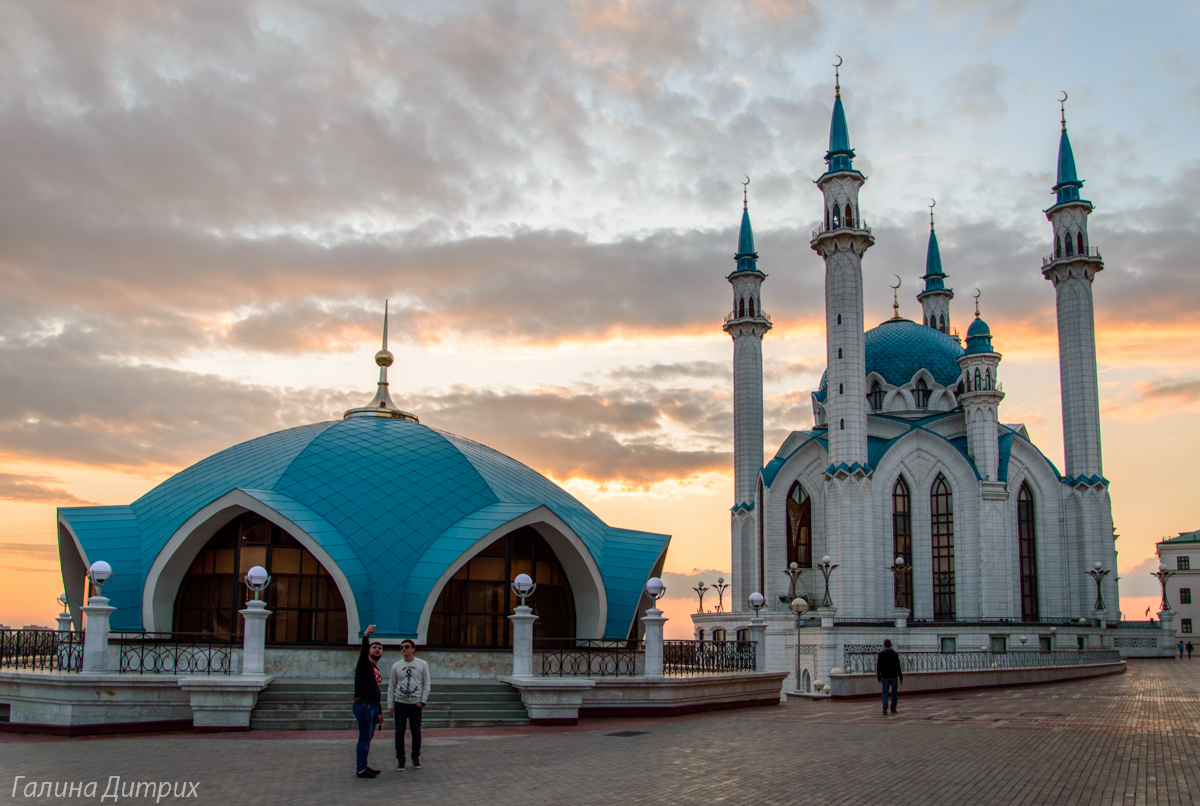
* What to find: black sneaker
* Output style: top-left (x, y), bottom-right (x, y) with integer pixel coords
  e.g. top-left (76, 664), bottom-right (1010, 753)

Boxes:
top-left (396, 761), bottom-right (405, 771)
top-left (412, 759), bottom-right (422, 769)
top-left (357, 770), bottom-right (378, 778)
top-left (366, 766), bottom-right (380, 775)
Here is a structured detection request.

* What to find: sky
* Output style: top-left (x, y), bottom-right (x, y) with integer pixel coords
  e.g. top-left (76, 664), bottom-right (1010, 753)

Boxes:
top-left (1, 0), bottom-right (1199, 635)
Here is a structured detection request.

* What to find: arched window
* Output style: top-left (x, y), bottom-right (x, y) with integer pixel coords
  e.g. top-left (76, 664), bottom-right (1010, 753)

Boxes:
top-left (984, 368), bottom-right (992, 389)
top-left (786, 482), bottom-right (812, 568)
top-left (938, 314), bottom-right (946, 333)
top-left (832, 205), bottom-right (841, 228)
top-left (712, 628), bottom-right (727, 643)
top-left (174, 512), bottom-right (348, 644)
top-left (739, 298), bottom-right (745, 318)
top-left (825, 207), bottom-right (831, 230)
top-left (839, 419), bottom-right (844, 430)
top-left (748, 298), bottom-right (755, 317)
top-left (1077, 232), bottom-right (1085, 254)
top-left (914, 378), bottom-right (930, 409)
top-left (974, 369), bottom-right (982, 390)
top-left (867, 380), bottom-right (884, 411)
top-left (892, 478), bottom-right (913, 611)
top-left (837, 314), bottom-right (842, 325)
top-left (838, 383), bottom-right (843, 395)
top-left (838, 348), bottom-right (843, 359)
top-left (1065, 231), bottom-right (1074, 256)
top-left (1055, 236), bottom-right (1062, 258)
top-left (1018, 483), bottom-right (1039, 621)
top-left (802, 669), bottom-right (812, 692)
top-left (929, 315), bottom-right (936, 328)
top-left (427, 526), bottom-right (576, 647)
top-left (845, 203), bottom-right (853, 227)
top-left (931, 474), bottom-right (956, 620)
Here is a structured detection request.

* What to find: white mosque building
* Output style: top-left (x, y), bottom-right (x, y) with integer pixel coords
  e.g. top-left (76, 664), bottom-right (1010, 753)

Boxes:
top-left (694, 72), bottom-right (1156, 688)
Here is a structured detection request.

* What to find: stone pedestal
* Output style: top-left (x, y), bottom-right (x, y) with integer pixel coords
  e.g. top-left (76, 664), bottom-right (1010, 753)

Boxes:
top-left (749, 617), bottom-right (767, 671)
top-left (508, 605), bottom-right (539, 677)
top-left (641, 608), bottom-right (667, 677)
top-left (239, 600), bottom-right (271, 676)
top-left (56, 612), bottom-right (73, 639)
top-left (81, 596), bottom-right (115, 674)
top-left (891, 607), bottom-right (910, 629)
top-left (179, 675), bottom-right (273, 732)
top-left (501, 677), bottom-right (595, 725)
top-left (818, 607), bottom-right (837, 629)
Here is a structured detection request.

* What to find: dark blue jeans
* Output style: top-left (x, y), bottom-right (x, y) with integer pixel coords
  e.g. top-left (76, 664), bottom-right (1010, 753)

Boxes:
top-left (394, 702), bottom-right (423, 763)
top-left (353, 700), bottom-right (380, 772)
top-left (880, 677), bottom-right (899, 712)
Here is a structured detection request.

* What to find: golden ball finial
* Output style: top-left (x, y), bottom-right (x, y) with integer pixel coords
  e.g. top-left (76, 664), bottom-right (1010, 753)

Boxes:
top-left (375, 349), bottom-right (394, 368)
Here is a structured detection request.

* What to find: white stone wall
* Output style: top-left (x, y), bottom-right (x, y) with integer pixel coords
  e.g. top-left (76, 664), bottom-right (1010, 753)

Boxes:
top-left (920, 291), bottom-right (953, 334)
top-left (1048, 264), bottom-right (1104, 479)
top-left (731, 329), bottom-right (766, 506)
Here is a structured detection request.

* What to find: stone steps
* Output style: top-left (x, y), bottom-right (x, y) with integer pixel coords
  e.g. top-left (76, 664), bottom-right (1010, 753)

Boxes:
top-left (250, 679), bottom-right (530, 731)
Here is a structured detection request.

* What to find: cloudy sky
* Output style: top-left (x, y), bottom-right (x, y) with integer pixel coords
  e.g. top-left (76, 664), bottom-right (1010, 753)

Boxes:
top-left (1, 0), bottom-right (1198, 631)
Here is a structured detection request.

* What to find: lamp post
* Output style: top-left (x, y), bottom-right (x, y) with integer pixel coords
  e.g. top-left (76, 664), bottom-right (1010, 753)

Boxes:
top-left (713, 578), bottom-right (729, 613)
top-left (82, 561), bottom-right (115, 673)
top-left (815, 555), bottom-right (837, 608)
top-left (642, 577), bottom-right (668, 677)
top-left (748, 592), bottom-right (767, 672)
top-left (887, 556), bottom-right (911, 628)
top-left (509, 573), bottom-right (539, 677)
top-left (1085, 562), bottom-right (1110, 616)
top-left (782, 562), bottom-right (804, 607)
top-left (240, 565), bottom-right (272, 676)
top-left (692, 580), bottom-right (709, 614)
top-left (1152, 563), bottom-right (1175, 613)
top-left (55, 593), bottom-right (72, 637)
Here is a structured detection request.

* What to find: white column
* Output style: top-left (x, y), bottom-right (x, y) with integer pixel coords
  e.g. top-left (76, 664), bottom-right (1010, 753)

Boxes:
top-left (508, 606), bottom-right (538, 677)
top-left (641, 608), bottom-right (667, 677)
top-left (56, 611), bottom-right (73, 639)
top-left (239, 600), bottom-right (271, 676)
top-left (749, 617), bottom-right (767, 671)
top-left (81, 596), bottom-right (115, 673)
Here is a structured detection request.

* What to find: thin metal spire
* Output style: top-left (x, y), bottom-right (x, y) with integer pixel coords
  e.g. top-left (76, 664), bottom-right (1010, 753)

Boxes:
top-left (342, 300), bottom-right (418, 422)
top-left (891, 275), bottom-right (902, 320)
top-left (1060, 90), bottom-right (1068, 132)
top-left (974, 288), bottom-right (982, 319)
top-left (834, 55), bottom-right (842, 98)
top-left (929, 198), bottom-right (936, 232)
top-left (743, 176), bottom-right (749, 210)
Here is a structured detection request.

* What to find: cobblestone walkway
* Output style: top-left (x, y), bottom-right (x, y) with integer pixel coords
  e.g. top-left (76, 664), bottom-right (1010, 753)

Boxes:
top-left (2, 659), bottom-right (1198, 805)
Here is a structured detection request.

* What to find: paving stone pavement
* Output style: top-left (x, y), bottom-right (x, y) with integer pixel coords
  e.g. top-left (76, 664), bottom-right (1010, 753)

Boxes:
top-left (2, 659), bottom-right (1198, 805)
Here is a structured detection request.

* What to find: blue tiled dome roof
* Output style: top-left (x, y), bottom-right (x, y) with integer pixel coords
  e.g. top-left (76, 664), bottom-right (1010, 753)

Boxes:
top-left (59, 417), bottom-right (668, 640)
top-left (966, 317), bottom-right (990, 337)
top-left (818, 319), bottom-right (965, 399)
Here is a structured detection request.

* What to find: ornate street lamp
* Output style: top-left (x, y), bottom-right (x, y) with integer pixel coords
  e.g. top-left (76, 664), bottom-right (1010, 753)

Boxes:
top-left (1085, 562), bottom-right (1109, 612)
top-left (645, 576), bottom-right (667, 604)
top-left (748, 591), bottom-right (766, 617)
top-left (713, 578), bottom-right (729, 613)
top-left (87, 560), bottom-right (113, 592)
top-left (887, 556), bottom-right (912, 609)
top-left (245, 565), bottom-right (271, 602)
top-left (56, 593), bottom-right (69, 613)
top-left (512, 573), bottom-right (537, 607)
top-left (782, 562), bottom-right (805, 605)
top-left (1152, 563), bottom-right (1176, 612)
top-left (815, 555), bottom-right (838, 609)
top-left (693, 580), bottom-right (709, 613)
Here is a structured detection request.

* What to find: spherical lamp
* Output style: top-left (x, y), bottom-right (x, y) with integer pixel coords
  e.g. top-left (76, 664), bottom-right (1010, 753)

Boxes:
top-left (645, 576), bottom-right (666, 601)
top-left (88, 560), bottom-right (113, 589)
top-left (790, 597), bottom-right (809, 616)
top-left (749, 591), bottom-right (765, 616)
top-left (512, 572), bottom-right (536, 607)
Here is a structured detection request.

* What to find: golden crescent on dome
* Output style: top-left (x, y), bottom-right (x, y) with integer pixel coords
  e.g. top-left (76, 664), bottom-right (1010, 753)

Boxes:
top-left (833, 55), bottom-right (843, 68)
top-left (929, 198), bottom-right (936, 209)
top-left (1059, 90), bottom-right (1068, 103)
top-left (743, 176), bottom-right (750, 187)
top-left (974, 288), bottom-right (981, 300)
top-left (891, 275), bottom-right (902, 290)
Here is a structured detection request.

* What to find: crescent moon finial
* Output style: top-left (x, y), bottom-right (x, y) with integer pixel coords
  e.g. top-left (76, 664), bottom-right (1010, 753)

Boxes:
top-left (1059, 91), bottom-right (1068, 131)
top-left (742, 176), bottom-right (750, 209)
top-left (928, 198), bottom-right (936, 231)
top-left (891, 275), bottom-right (902, 290)
top-left (833, 55), bottom-right (843, 68)
top-left (1059, 90), bottom-right (1068, 103)
top-left (890, 275), bottom-right (902, 319)
top-left (833, 56), bottom-right (842, 97)
top-left (973, 288), bottom-right (981, 319)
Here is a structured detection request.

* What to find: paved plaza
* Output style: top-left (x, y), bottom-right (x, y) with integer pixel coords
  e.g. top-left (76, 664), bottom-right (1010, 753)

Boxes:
top-left (3, 659), bottom-right (1198, 805)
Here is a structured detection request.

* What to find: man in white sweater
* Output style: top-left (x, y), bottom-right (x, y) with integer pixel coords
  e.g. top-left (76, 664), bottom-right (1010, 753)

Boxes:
top-left (386, 639), bottom-right (431, 771)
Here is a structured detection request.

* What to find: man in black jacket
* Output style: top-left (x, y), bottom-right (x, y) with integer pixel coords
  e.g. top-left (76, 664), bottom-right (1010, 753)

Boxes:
top-left (353, 624), bottom-right (384, 778)
top-left (876, 639), bottom-right (903, 715)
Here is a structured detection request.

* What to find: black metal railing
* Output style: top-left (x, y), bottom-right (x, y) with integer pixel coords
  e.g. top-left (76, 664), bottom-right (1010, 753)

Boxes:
top-left (811, 221), bottom-right (872, 241)
top-left (1042, 246), bottom-right (1101, 267)
top-left (0, 628), bottom-right (84, 673)
top-left (1109, 620), bottom-right (1159, 629)
top-left (841, 649), bottom-right (1121, 675)
top-left (537, 639), bottom-right (641, 677)
top-left (663, 640), bottom-right (756, 676)
top-left (114, 632), bottom-right (235, 675)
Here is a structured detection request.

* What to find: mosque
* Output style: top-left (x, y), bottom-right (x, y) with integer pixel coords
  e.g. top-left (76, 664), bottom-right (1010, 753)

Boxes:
top-left (55, 311), bottom-right (670, 651)
top-left (697, 71), bottom-right (1131, 685)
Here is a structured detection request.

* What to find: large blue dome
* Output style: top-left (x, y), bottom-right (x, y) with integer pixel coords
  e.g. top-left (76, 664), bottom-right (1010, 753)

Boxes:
top-left (818, 318), bottom-right (965, 400)
top-left (58, 416), bottom-right (668, 640)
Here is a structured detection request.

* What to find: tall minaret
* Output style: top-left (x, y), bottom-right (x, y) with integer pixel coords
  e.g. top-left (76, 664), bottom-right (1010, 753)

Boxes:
top-left (1043, 96), bottom-right (1115, 619)
top-left (810, 62), bottom-right (876, 616)
top-left (917, 202), bottom-right (954, 335)
top-left (725, 182), bottom-right (771, 608)
top-left (1043, 98), bottom-right (1104, 484)
top-left (956, 294), bottom-right (1003, 481)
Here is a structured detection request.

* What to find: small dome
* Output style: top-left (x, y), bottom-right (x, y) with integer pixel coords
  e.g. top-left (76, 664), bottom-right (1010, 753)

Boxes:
top-left (817, 319), bottom-right (964, 400)
top-left (966, 317), bottom-right (990, 338)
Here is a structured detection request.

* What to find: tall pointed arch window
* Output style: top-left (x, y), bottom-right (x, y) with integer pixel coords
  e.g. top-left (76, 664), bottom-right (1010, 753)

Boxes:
top-left (892, 478), bottom-right (913, 610)
top-left (1018, 482), bottom-right (1039, 621)
top-left (845, 203), bottom-right (853, 228)
top-left (914, 378), bottom-right (931, 409)
top-left (867, 381), bottom-right (885, 411)
top-left (748, 298), bottom-right (755, 317)
top-left (832, 205), bottom-right (841, 228)
top-left (1065, 231), bottom-right (1074, 256)
top-left (1055, 235), bottom-right (1062, 258)
top-left (739, 298), bottom-right (745, 318)
top-left (1077, 232), bottom-right (1085, 254)
top-left (931, 474), bottom-right (956, 620)
top-left (973, 369), bottom-right (982, 391)
top-left (786, 482), bottom-right (812, 568)
top-left (938, 314), bottom-right (946, 333)
top-left (985, 368), bottom-right (992, 390)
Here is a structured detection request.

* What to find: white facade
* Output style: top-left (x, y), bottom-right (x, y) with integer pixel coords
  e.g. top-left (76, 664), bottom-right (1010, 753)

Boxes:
top-left (1157, 533), bottom-right (1200, 645)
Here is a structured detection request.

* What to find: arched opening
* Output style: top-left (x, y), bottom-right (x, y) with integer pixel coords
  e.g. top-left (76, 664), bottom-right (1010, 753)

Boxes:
top-left (748, 298), bottom-right (755, 317)
top-left (837, 314), bottom-right (842, 325)
top-left (786, 482), bottom-right (812, 568)
top-left (426, 526), bottom-right (575, 647)
top-left (1018, 482), bottom-right (1039, 621)
top-left (712, 628), bottom-right (727, 643)
top-left (973, 369), bottom-right (981, 391)
top-left (929, 315), bottom-right (936, 328)
top-left (938, 314), bottom-right (946, 333)
top-left (1065, 231), bottom-right (1074, 256)
top-left (845, 203), bottom-right (853, 227)
top-left (930, 474), bottom-right (956, 621)
top-left (173, 511), bottom-right (348, 644)
top-left (802, 668), bottom-right (812, 692)
top-left (832, 205), bottom-right (841, 228)
top-left (739, 298), bottom-right (745, 318)
top-left (1077, 232), bottom-right (1085, 254)
top-left (892, 478), bottom-right (913, 610)
top-left (867, 380), bottom-right (884, 411)
top-left (838, 348), bottom-right (843, 359)
top-left (825, 207), bottom-right (831, 230)
top-left (839, 419), bottom-right (844, 430)
top-left (914, 378), bottom-right (931, 409)
top-left (984, 368), bottom-right (992, 389)
top-left (1055, 235), bottom-right (1062, 258)
top-left (839, 383), bottom-right (844, 395)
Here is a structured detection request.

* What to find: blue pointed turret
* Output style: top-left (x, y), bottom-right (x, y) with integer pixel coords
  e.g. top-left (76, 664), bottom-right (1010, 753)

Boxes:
top-left (731, 201), bottom-right (762, 276)
top-left (1053, 128), bottom-right (1084, 205)
top-left (921, 229), bottom-right (946, 292)
top-left (823, 94), bottom-right (857, 175)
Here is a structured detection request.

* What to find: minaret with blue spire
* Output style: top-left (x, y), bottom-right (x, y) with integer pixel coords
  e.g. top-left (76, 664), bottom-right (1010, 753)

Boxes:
top-left (810, 61), bottom-right (876, 617)
top-left (1043, 95), bottom-right (1115, 622)
top-left (724, 183), bottom-right (771, 607)
top-left (956, 294), bottom-right (1004, 482)
top-left (917, 203), bottom-right (954, 337)
top-left (1043, 97), bottom-right (1104, 486)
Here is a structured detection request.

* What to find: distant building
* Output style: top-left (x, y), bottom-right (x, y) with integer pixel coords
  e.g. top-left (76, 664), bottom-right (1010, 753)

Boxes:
top-left (1157, 531), bottom-right (1199, 641)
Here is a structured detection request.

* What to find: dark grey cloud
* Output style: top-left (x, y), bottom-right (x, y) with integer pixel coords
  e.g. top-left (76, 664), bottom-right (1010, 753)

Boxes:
top-left (0, 542), bottom-right (59, 561)
top-left (0, 474), bottom-right (94, 505)
top-left (608, 361), bottom-right (729, 382)
top-left (1137, 377), bottom-right (1200, 405)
